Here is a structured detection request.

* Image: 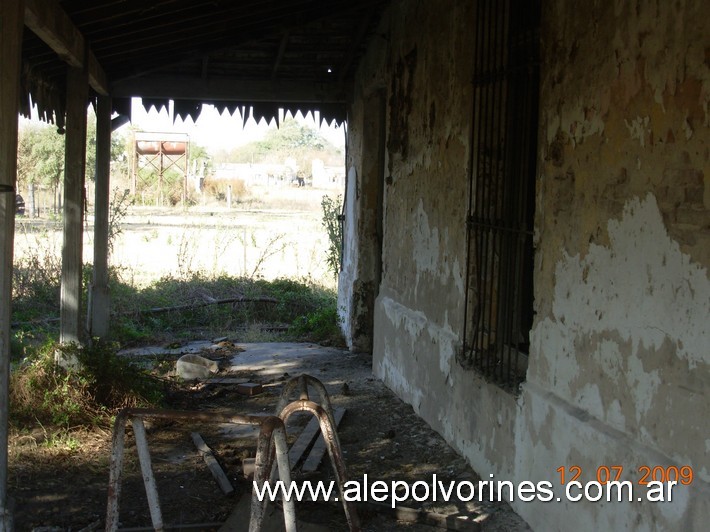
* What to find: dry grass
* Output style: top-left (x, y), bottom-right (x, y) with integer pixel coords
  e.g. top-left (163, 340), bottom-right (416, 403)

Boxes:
top-left (10, 342), bottom-right (165, 430)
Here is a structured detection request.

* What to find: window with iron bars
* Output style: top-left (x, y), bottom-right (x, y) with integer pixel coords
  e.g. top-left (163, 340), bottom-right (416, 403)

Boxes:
top-left (460, 0), bottom-right (540, 393)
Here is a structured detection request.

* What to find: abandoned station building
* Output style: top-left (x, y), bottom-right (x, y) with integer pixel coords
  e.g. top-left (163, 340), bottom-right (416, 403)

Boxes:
top-left (338, 1), bottom-right (709, 530)
top-left (1, 0), bottom-right (708, 530)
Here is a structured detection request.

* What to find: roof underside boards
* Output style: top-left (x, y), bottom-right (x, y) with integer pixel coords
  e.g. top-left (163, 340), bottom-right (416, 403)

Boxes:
top-left (20, 0), bottom-right (390, 127)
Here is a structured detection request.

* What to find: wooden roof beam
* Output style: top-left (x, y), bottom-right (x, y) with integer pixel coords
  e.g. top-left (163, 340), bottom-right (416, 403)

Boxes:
top-left (271, 31), bottom-right (290, 80)
top-left (24, 0), bottom-right (109, 95)
top-left (339, 12), bottom-right (372, 83)
top-left (111, 76), bottom-right (347, 103)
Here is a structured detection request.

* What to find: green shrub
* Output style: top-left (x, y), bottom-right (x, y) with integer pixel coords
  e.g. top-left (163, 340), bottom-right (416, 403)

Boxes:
top-left (290, 295), bottom-right (344, 346)
top-left (321, 195), bottom-right (343, 279)
top-left (10, 340), bottom-right (164, 429)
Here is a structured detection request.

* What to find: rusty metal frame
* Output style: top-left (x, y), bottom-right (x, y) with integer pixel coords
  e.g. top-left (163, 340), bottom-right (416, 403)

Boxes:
top-left (105, 375), bottom-right (358, 531)
top-left (105, 408), bottom-right (297, 532)
top-left (275, 375), bottom-right (360, 531)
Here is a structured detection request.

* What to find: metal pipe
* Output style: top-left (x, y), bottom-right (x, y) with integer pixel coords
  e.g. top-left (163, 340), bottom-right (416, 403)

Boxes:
top-left (106, 408), bottom-right (297, 532)
top-left (249, 416), bottom-right (297, 532)
top-left (276, 374), bottom-right (338, 431)
top-left (279, 399), bottom-right (360, 531)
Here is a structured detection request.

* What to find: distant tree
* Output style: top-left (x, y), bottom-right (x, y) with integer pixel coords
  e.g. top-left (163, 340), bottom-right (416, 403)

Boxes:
top-left (85, 110), bottom-right (127, 181)
top-left (17, 123), bottom-right (65, 212)
top-left (189, 142), bottom-right (212, 177)
top-left (17, 112), bottom-right (130, 213)
top-left (264, 119), bottom-right (326, 151)
top-left (225, 118), bottom-right (342, 169)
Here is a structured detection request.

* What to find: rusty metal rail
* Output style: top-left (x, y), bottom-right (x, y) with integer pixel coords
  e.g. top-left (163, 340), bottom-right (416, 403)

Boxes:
top-left (105, 374), bottom-right (357, 532)
top-left (276, 375), bottom-right (361, 531)
top-left (105, 408), bottom-right (296, 532)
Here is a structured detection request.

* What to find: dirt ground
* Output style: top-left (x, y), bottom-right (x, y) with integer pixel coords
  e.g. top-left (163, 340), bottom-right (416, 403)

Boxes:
top-left (8, 341), bottom-right (531, 532)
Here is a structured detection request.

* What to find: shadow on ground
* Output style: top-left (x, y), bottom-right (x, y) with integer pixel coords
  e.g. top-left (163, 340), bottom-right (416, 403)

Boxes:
top-left (9, 342), bottom-right (531, 531)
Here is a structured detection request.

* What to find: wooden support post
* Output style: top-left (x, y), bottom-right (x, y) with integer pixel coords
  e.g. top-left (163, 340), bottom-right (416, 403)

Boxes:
top-left (60, 66), bottom-right (89, 347)
top-left (0, 2), bottom-right (24, 527)
top-left (88, 95), bottom-right (112, 339)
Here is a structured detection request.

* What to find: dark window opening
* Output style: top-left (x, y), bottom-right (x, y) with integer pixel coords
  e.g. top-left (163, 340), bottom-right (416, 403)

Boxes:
top-left (461, 0), bottom-right (540, 393)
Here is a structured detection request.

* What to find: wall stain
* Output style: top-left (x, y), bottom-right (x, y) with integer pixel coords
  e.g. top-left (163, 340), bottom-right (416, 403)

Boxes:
top-left (388, 47), bottom-right (418, 161)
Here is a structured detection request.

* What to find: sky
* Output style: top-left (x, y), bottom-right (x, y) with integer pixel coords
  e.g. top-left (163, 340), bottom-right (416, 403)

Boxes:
top-left (125, 98), bottom-right (346, 153)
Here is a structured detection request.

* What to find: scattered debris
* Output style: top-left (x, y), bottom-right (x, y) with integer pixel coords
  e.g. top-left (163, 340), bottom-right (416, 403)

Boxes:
top-left (176, 354), bottom-right (219, 381)
top-left (287, 415), bottom-right (323, 469)
top-left (13, 344), bottom-right (531, 531)
top-left (219, 495), bottom-right (331, 532)
top-left (359, 501), bottom-right (480, 531)
top-left (236, 382), bottom-right (263, 396)
top-left (241, 457), bottom-right (256, 479)
top-left (208, 340), bottom-right (245, 353)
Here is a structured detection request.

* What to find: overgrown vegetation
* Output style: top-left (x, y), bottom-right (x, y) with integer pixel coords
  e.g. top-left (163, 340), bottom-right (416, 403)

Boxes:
top-left (106, 272), bottom-right (342, 346)
top-left (10, 340), bottom-right (164, 430)
top-left (9, 257), bottom-right (344, 437)
top-left (201, 177), bottom-right (248, 203)
top-left (11, 267), bottom-right (342, 350)
top-left (9, 270), bottom-right (342, 435)
top-left (11, 112), bottom-right (346, 440)
top-left (12, 223), bottom-right (63, 323)
top-left (321, 194), bottom-right (343, 279)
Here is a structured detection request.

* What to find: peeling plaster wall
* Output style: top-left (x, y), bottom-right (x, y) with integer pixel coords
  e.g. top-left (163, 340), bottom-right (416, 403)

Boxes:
top-left (520, 0), bottom-right (710, 528)
top-left (338, 165), bottom-right (360, 348)
top-left (344, 0), bottom-right (710, 530)
top-left (338, 16), bottom-right (389, 352)
top-left (360, 0), bottom-right (521, 480)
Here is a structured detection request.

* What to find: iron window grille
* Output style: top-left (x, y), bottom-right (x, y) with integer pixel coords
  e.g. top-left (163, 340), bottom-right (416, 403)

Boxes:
top-left (461, 0), bottom-right (540, 393)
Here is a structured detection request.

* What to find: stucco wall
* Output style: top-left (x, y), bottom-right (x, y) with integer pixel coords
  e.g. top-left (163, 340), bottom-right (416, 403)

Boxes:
top-left (523, 0), bottom-right (710, 528)
top-left (338, 26), bottom-right (389, 352)
top-left (342, 0), bottom-right (710, 530)
top-left (357, 0), bottom-right (522, 484)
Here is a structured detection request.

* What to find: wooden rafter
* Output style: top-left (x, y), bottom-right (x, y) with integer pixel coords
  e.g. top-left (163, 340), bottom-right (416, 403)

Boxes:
top-left (24, 0), bottom-right (108, 94)
top-left (271, 31), bottom-right (290, 80)
top-left (111, 76), bottom-right (347, 103)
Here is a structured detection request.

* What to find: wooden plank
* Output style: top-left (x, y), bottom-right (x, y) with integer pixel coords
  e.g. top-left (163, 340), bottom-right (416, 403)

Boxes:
top-left (191, 432), bottom-right (234, 495)
top-left (24, 0), bottom-right (108, 94)
top-left (204, 377), bottom-right (250, 385)
top-left (288, 415), bottom-right (321, 469)
top-left (301, 408), bottom-right (346, 473)
top-left (236, 382), bottom-right (263, 396)
top-left (111, 76), bottom-right (346, 103)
